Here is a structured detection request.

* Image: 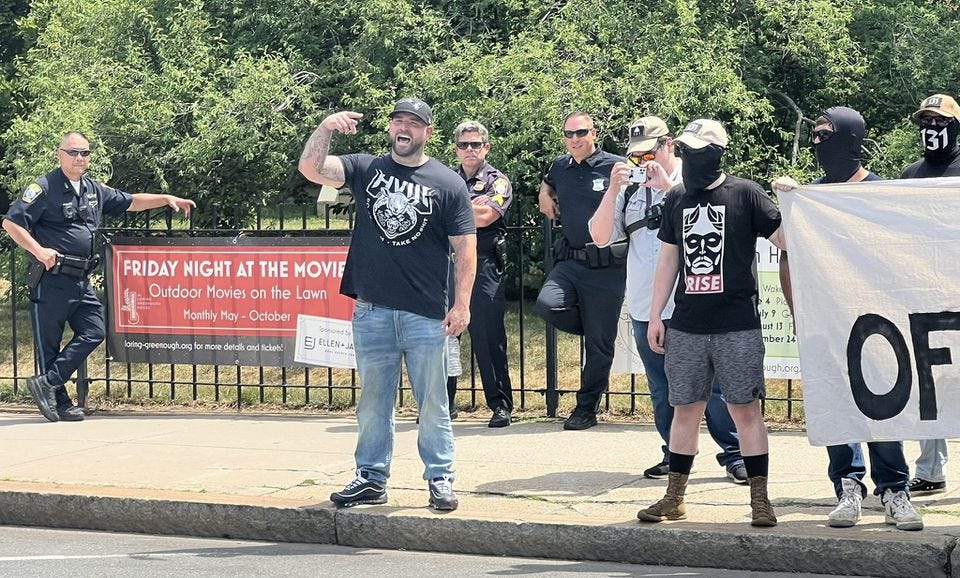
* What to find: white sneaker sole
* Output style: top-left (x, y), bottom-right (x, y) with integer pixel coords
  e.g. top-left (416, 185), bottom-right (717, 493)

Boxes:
top-left (885, 515), bottom-right (923, 531)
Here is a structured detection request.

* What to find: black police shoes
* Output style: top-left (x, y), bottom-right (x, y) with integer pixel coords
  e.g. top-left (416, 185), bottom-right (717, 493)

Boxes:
top-left (26, 375), bottom-right (59, 422)
top-left (488, 407), bottom-right (511, 428)
top-left (563, 409), bottom-right (598, 431)
top-left (57, 404), bottom-right (85, 422)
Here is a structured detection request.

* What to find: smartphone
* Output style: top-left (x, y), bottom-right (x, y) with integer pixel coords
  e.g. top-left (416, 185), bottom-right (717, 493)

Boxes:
top-left (628, 166), bottom-right (647, 184)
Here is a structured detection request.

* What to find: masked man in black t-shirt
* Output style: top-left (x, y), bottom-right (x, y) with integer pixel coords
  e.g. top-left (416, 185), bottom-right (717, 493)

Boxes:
top-left (774, 106), bottom-right (922, 531)
top-left (899, 94), bottom-right (960, 497)
top-left (638, 119), bottom-right (784, 527)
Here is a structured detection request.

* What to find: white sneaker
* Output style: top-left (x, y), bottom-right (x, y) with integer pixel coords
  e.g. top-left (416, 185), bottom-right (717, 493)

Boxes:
top-left (828, 478), bottom-right (863, 527)
top-left (882, 488), bottom-right (924, 531)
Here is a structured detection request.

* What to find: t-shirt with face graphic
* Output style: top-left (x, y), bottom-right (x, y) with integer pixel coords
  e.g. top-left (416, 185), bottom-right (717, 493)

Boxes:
top-left (339, 153), bottom-right (476, 320)
top-left (658, 175), bottom-right (781, 334)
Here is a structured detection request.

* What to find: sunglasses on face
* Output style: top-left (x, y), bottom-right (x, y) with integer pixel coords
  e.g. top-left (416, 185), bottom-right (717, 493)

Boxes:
top-left (919, 115), bottom-right (952, 128)
top-left (811, 130), bottom-right (834, 143)
top-left (60, 148), bottom-right (92, 157)
top-left (455, 141), bottom-right (485, 150)
top-left (563, 128), bottom-right (591, 139)
top-left (629, 151), bottom-right (657, 163)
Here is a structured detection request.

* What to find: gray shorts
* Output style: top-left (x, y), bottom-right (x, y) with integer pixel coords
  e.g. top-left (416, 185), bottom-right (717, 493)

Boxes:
top-left (664, 328), bottom-right (766, 406)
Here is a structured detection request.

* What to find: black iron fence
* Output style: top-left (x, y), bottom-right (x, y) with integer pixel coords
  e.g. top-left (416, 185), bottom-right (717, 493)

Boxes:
top-left (0, 203), bottom-right (803, 420)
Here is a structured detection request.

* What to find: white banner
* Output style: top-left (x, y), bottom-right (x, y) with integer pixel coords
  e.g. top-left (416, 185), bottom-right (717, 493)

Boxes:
top-left (780, 177), bottom-right (960, 446)
top-left (611, 238), bottom-right (800, 379)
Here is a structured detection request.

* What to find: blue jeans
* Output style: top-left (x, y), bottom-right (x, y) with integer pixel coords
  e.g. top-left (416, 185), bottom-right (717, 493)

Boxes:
top-left (915, 439), bottom-right (948, 483)
top-left (352, 301), bottom-right (455, 483)
top-left (826, 442), bottom-right (909, 498)
top-left (632, 318), bottom-right (742, 468)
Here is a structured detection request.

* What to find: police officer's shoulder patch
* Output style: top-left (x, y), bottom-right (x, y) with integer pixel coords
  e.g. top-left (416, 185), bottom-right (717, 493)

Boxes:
top-left (21, 183), bottom-right (43, 204)
top-left (492, 178), bottom-right (509, 196)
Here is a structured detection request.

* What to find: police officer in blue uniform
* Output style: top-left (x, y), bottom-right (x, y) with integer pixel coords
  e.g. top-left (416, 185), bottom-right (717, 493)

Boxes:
top-left (536, 112), bottom-right (627, 430)
top-left (2, 131), bottom-right (195, 422)
top-left (451, 120), bottom-right (514, 428)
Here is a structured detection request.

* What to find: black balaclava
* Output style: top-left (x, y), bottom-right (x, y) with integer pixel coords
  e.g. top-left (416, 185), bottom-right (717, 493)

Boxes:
top-left (680, 144), bottom-right (724, 192)
top-left (815, 106), bottom-right (864, 183)
top-left (920, 118), bottom-right (960, 164)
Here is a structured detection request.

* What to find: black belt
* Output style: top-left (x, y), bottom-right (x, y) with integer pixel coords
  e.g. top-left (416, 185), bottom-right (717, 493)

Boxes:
top-left (560, 242), bottom-right (627, 269)
top-left (50, 254), bottom-right (100, 278)
top-left (566, 247), bottom-right (589, 262)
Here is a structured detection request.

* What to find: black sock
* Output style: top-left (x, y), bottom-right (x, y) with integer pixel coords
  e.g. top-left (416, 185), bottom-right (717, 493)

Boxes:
top-left (743, 454), bottom-right (769, 478)
top-left (668, 452), bottom-right (695, 475)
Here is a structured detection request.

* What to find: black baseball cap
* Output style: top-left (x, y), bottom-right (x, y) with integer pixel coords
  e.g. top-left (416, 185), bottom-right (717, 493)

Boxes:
top-left (389, 97), bottom-right (433, 125)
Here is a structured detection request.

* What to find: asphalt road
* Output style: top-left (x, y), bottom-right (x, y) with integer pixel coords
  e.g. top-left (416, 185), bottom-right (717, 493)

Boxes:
top-left (0, 526), bottom-right (852, 577)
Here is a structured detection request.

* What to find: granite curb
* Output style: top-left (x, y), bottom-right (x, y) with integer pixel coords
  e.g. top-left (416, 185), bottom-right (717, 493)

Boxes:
top-left (0, 487), bottom-right (954, 577)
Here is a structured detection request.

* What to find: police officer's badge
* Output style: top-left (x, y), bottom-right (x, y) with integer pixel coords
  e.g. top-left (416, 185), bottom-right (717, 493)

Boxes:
top-left (592, 178), bottom-right (605, 192)
top-left (21, 183), bottom-right (42, 204)
top-left (473, 182), bottom-right (485, 191)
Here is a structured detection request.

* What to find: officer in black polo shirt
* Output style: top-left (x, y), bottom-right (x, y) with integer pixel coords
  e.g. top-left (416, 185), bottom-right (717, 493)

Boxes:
top-left (3, 131), bottom-right (195, 422)
top-left (451, 119), bottom-right (514, 428)
top-left (536, 112), bottom-right (627, 430)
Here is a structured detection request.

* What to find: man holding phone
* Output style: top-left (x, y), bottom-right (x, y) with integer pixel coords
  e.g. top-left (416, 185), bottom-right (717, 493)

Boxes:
top-left (589, 117), bottom-right (746, 483)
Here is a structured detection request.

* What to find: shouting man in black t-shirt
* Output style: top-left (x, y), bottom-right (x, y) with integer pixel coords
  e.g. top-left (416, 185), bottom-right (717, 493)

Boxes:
top-left (298, 98), bottom-right (477, 512)
top-left (638, 119), bottom-right (784, 528)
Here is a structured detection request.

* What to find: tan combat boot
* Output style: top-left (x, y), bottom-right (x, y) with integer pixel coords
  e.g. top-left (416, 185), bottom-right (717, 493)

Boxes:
top-left (638, 471), bottom-right (688, 522)
top-left (749, 475), bottom-right (778, 527)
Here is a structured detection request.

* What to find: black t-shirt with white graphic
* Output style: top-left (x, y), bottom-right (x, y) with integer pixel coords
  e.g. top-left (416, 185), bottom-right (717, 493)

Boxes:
top-left (340, 154), bottom-right (476, 320)
top-left (658, 175), bottom-right (781, 334)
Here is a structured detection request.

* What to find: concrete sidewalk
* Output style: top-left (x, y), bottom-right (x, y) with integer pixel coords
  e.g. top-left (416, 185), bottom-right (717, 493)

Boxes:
top-left (0, 409), bottom-right (957, 577)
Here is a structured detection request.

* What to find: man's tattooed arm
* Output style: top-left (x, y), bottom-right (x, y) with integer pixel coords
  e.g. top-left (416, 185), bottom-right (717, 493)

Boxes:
top-left (298, 110), bottom-right (362, 186)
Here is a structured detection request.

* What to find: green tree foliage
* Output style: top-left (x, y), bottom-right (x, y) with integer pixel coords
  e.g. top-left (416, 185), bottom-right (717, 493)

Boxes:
top-left (2, 0), bottom-right (320, 226)
top-left (1, 0), bottom-right (958, 283)
top-left (0, 0), bottom-right (31, 203)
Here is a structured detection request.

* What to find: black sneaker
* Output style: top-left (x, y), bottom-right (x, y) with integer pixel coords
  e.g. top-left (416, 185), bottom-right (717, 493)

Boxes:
top-left (428, 476), bottom-right (459, 511)
top-left (643, 460), bottom-right (669, 479)
top-left (330, 470), bottom-right (388, 507)
top-left (908, 477), bottom-right (946, 495)
top-left (563, 410), bottom-right (597, 431)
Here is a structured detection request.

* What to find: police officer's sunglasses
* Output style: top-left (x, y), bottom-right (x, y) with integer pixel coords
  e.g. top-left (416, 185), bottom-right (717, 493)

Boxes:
top-left (60, 148), bottom-right (92, 157)
top-left (455, 141), bottom-right (486, 150)
top-left (562, 128), bottom-right (591, 139)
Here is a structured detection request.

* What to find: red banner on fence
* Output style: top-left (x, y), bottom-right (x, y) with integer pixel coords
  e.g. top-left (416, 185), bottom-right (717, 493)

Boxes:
top-left (105, 237), bottom-right (353, 366)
